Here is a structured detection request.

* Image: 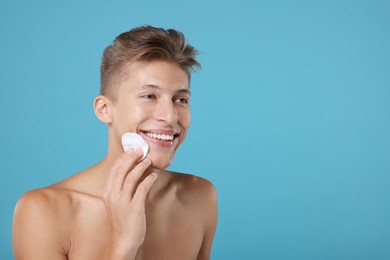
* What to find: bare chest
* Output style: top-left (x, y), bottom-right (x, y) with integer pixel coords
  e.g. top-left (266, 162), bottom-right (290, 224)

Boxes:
top-left (67, 198), bottom-right (204, 260)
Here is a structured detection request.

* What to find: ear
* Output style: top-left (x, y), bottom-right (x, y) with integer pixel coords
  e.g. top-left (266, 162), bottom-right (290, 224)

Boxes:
top-left (94, 95), bottom-right (112, 124)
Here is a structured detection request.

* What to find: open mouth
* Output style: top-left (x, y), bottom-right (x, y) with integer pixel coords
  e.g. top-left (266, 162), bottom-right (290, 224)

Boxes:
top-left (140, 131), bottom-right (180, 142)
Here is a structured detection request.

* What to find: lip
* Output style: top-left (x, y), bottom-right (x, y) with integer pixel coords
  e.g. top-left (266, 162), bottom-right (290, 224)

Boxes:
top-left (140, 129), bottom-right (180, 135)
top-left (139, 130), bottom-right (180, 148)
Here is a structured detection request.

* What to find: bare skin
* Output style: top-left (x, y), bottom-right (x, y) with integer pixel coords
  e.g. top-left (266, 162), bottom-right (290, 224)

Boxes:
top-left (13, 61), bottom-right (217, 259)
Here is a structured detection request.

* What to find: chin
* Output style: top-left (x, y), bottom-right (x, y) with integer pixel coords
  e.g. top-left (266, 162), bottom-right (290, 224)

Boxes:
top-left (148, 152), bottom-right (175, 169)
top-left (150, 160), bottom-right (172, 170)
top-left (151, 162), bottom-right (170, 170)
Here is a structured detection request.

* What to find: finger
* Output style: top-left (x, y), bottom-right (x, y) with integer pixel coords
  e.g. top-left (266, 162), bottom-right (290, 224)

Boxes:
top-left (104, 150), bottom-right (142, 195)
top-left (132, 172), bottom-right (158, 206)
top-left (122, 158), bottom-right (152, 196)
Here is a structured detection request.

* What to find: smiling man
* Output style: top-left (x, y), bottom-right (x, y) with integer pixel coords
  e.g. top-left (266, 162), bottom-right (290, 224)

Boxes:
top-left (13, 26), bottom-right (217, 260)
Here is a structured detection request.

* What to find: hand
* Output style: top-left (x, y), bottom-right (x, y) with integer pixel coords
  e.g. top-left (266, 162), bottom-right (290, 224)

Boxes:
top-left (102, 149), bottom-right (158, 257)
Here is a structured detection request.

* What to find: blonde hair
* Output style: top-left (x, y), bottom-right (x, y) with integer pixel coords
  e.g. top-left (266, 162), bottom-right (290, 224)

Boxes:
top-left (100, 25), bottom-right (200, 101)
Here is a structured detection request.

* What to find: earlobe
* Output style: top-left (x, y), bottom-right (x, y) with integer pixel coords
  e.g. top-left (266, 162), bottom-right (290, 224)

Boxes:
top-left (94, 95), bottom-right (112, 124)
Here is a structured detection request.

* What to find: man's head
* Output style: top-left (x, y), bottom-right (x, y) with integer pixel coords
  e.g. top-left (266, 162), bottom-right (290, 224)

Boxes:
top-left (95, 26), bottom-right (200, 169)
top-left (100, 25), bottom-right (200, 102)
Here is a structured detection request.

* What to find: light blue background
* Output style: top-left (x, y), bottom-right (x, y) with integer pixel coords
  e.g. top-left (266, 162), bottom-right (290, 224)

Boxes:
top-left (1, 0), bottom-right (389, 259)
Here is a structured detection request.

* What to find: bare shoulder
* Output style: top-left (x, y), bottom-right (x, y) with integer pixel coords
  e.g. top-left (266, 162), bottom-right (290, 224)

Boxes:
top-left (166, 171), bottom-right (218, 217)
top-left (169, 171), bottom-right (217, 202)
top-left (13, 186), bottom-right (74, 258)
top-left (14, 186), bottom-right (74, 221)
top-left (14, 168), bottom-right (102, 230)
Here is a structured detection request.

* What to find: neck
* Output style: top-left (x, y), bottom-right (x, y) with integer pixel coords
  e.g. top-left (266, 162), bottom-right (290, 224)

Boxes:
top-left (94, 151), bottom-right (166, 200)
top-left (94, 135), bottom-right (168, 199)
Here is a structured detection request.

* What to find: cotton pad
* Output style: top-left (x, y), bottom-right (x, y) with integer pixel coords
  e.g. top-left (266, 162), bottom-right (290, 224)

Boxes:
top-left (121, 133), bottom-right (149, 161)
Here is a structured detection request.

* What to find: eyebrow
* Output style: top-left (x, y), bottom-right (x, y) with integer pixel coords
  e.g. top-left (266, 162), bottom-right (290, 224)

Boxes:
top-left (141, 84), bottom-right (191, 95)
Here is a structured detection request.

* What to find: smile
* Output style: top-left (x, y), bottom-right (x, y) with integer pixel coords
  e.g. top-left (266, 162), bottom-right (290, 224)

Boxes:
top-left (145, 132), bottom-right (174, 141)
top-left (140, 131), bottom-right (180, 142)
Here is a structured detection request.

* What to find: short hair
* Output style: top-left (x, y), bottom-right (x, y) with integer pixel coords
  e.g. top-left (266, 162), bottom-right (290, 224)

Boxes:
top-left (100, 25), bottom-right (201, 101)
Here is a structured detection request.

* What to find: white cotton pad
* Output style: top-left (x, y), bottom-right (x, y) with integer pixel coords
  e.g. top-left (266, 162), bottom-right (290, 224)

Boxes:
top-left (121, 133), bottom-right (149, 161)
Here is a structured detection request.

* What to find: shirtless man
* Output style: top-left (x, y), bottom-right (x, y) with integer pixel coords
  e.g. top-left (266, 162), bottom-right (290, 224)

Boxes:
top-left (12, 26), bottom-right (218, 260)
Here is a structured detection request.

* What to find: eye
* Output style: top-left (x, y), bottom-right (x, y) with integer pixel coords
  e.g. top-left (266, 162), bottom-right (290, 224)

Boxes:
top-left (141, 94), bottom-right (157, 100)
top-left (174, 97), bottom-right (189, 104)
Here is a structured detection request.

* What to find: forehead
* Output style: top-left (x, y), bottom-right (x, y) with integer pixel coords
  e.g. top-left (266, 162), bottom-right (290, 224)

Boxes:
top-left (119, 60), bottom-right (190, 90)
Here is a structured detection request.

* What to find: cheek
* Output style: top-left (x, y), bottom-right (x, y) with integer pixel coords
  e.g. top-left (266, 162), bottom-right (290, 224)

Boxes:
top-left (114, 104), bottom-right (150, 132)
top-left (176, 110), bottom-right (191, 147)
top-left (131, 105), bottom-right (149, 119)
top-left (179, 110), bottom-right (191, 129)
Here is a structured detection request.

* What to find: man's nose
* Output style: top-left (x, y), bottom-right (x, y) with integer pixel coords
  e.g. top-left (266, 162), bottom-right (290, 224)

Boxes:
top-left (154, 99), bottom-right (179, 124)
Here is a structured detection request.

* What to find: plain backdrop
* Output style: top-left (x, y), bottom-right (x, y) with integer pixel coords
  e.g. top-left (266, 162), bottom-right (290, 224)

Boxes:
top-left (1, 0), bottom-right (389, 259)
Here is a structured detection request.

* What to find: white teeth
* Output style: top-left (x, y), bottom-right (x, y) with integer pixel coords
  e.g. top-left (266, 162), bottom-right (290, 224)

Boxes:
top-left (146, 132), bottom-right (174, 141)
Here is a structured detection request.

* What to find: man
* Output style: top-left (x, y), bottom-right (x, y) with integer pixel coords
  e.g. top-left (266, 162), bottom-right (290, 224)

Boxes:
top-left (13, 26), bottom-right (217, 260)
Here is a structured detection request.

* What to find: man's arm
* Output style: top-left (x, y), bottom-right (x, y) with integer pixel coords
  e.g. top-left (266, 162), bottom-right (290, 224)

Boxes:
top-left (197, 181), bottom-right (218, 260)
top-left (13, 190), bottom-right (68, 260)
top-left (101, 149), bottom-right (158, 260)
